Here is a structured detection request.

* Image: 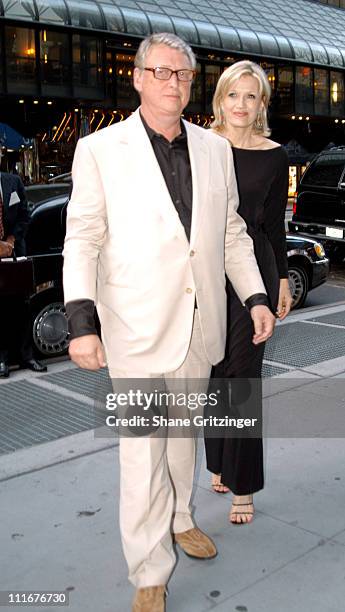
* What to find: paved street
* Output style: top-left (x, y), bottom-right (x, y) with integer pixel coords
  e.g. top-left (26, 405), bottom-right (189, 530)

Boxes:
top-left (1, 300), bottom-right (345, 611)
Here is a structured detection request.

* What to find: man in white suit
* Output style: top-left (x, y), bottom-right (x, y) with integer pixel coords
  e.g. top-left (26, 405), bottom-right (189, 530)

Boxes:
top-left (63, 33), bottom-right (275, 612)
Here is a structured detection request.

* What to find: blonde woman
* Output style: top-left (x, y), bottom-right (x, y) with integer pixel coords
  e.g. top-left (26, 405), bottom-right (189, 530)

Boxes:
top-left (205, 60), bottom-right (292, 523)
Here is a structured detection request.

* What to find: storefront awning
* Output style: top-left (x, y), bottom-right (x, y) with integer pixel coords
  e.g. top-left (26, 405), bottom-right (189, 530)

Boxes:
top-left (0, 122), bottom-right (30, 150)
top-left (1, 0), bottom-right (345, 68)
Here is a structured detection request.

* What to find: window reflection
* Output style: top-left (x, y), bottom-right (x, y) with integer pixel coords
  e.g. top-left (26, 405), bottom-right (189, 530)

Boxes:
top-left (115, 53), bottom-right (136, 107)
top-left (5, 26), bottom-right (37, 92)
top-left (314, 68), bottom-right (329, 115)
top-left (72, 35), bottom-right (103, 94)
top-left (330, 71), bottom-right (344, 116)
top-left (296, 66), bottom-right (313, 114)
top-left (40, 30), bottom-right (69, 86)
top-left (276, 66), bottom-right (293, 114)
top-left (205, 64), bottom-right (221, 111)
top-left (187, 62), bottom-right (202, 112)
top-left (3, 0), bottom-right (36, 20)
top-left (261, 63), bottom-right (275, 93)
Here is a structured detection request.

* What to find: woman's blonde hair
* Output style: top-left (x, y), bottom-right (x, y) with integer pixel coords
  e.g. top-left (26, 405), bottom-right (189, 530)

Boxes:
top-left (211, 60), bottom-right (271, 137)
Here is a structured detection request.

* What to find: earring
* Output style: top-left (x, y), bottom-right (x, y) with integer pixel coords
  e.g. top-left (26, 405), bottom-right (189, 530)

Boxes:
top-left (256, 112), bottom-right (263, 130)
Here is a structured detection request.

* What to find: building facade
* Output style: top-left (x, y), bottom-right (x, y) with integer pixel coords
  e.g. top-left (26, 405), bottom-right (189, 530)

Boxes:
top-left (1, 0), bottom-right (345, 189)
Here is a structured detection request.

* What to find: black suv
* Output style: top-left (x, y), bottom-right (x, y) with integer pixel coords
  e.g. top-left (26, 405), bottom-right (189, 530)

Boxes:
top-left (289, 146), bottom-right (345, 261)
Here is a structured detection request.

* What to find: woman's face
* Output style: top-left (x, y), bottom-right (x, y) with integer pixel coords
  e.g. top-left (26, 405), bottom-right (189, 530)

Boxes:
top-left (221, 74), bottom-right (264, 130)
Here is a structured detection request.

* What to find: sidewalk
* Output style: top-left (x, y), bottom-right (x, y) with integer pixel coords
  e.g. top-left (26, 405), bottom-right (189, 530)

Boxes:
top-left (1, 302), bottom-right (345, 612)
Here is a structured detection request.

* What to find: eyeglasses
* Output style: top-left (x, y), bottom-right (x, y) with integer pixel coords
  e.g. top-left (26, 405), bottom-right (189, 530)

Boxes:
top-left (144, 67), bottom-right (196, 82)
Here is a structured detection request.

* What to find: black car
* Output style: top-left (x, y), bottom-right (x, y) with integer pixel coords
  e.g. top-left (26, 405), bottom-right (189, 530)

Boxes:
top-left (25, 183), bottom-right (71, 211)
top-left (3, 196), bottom-right (330, 359)
top-left (289, 146), bottom-right (345, 262)
top-left (24, 195), bottom-right (69, 359)
top-left (285, 234), bottom-right (329, 308)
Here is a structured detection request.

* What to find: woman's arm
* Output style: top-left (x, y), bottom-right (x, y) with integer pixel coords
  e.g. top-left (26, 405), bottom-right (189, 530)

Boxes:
top-left (264, 148), bottom-right (293, 320)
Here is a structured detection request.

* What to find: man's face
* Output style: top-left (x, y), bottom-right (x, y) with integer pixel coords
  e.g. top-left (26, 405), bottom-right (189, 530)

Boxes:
top-left (134, 44), bottom-right (193, 118)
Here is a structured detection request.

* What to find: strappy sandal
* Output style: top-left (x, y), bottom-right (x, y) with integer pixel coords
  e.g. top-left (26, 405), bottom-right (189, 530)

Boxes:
top-left (211, 474), bottom-right (230, 494)
top-left (229, 501), bottom-right (254, 524)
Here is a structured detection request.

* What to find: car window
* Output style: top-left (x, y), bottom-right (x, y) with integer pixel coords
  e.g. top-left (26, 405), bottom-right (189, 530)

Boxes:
top-left (302, 153), bottom-right (345, 187)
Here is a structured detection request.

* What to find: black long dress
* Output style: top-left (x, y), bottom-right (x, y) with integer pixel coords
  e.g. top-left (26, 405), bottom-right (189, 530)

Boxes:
top-left (205, 145), bottom-right (289, 495)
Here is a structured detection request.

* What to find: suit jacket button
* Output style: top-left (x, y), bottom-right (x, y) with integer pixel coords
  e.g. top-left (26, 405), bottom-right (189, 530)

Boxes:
top-left (190, 250), bottom-right (195, 257)
top-left (186, 288), bottom-right (193, 294)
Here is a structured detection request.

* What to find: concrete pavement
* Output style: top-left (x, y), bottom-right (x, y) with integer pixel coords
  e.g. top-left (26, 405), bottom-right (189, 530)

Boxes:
top-left (1, 301), bottom-right (345, 612)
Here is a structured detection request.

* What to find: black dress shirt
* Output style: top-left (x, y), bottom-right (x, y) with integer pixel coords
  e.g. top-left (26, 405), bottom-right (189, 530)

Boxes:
top-left (140, 112), bottom-right (193, 241)
top-left (66, 115), bottom-right (268, 340)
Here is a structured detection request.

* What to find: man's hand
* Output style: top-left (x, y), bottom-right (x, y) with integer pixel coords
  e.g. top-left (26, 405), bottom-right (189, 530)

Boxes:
top-left (0, 241), bottom-right (13, 258)
top-left (250, 305), bottom-right (276, 345)
top-left (68, 334), bottom-right (107, 370)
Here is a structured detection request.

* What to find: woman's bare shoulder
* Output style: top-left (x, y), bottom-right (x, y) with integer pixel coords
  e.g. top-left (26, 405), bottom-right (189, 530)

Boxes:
top-left (261, 138), bottom-right (281, 150)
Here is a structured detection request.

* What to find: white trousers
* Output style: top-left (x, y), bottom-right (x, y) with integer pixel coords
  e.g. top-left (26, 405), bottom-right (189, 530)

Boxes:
top-left (110, 313), bottom-right (211, 588)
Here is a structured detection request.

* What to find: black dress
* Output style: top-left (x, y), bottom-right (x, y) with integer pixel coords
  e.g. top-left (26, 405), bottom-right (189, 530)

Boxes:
top-left (205, 145), bottom-right (289, 495)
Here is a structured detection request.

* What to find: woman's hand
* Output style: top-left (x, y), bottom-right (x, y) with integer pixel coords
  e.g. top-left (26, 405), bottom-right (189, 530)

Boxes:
top-left (276, 278), bottom-right (293, 320)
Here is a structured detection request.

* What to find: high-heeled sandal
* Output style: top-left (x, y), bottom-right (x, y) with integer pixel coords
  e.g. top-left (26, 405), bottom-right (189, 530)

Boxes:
top-left (211, 474), bottom-right (230, 494)
top-left (229, 501), bottom-right (254, 524)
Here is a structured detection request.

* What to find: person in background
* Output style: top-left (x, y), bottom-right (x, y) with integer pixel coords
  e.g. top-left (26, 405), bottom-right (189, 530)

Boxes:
top-left (205, 60), bottom-right (292, 524)
top-left (63, 34), bottom-right (275, 612)
top-left (0, 166), bottom-right (47, 377)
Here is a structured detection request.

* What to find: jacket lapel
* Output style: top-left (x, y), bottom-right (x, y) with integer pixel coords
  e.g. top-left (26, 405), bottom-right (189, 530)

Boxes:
top-left (127, 109), bottom-right (188, 242)
top-left (1, 174), bottom-right (11, 213)
top-left (184, 121), bottom-right (210, 246)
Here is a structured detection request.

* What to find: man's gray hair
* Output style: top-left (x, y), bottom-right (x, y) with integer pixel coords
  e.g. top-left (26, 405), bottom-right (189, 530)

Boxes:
top-left (134, 33), bottom-right (196, 70)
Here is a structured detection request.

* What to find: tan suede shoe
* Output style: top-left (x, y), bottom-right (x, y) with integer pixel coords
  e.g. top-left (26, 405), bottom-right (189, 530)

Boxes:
top-left (132, 586), bottom-right (166, 612)
top-left (174, 527), bottom-right (217, 559)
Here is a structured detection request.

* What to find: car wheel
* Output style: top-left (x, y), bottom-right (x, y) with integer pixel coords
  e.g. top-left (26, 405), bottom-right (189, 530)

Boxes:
top-left (288, 265), bottom-right (308, 309)
top-left (32, 301), bottom-right (69, 357)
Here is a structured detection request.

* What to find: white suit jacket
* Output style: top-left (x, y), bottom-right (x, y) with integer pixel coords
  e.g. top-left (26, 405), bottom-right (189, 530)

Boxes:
top-left (63, 109), bottom-right (266, 373)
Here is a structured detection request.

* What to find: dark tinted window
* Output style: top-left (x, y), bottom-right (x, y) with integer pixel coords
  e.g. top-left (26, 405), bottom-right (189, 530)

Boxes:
top-left (302, 154), bottom-right (345, 187)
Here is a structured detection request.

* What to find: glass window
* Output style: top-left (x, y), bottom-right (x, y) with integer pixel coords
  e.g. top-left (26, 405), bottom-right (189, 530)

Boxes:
top-left (205, 64), bottom-right (221, 111)
top-left (3, 0), bottom-right (36, 21)
top-left (35, 0), bottom-right (69, 24)
top-left (67, 0), bottom-right (104, 29)
top-left (296, 66), bottom-right (313, 114)
top-left (101, 4), bottom-right (126, 32)
top-left (303, 154), bottom-right (345, 187)
top-left (115, 53), bottom-right (136, 108)
top-left (146, 13), bottom-right (175, 34)
top-left (257, 33), bottom-right (279, 57)
top-left (120, 8), bottom-right (150, 36)
top-left (330, 71), bottom-right (344, 117)
top-left (276, 66), bottom-right (294, 114)
top-left (5, 26), bottom-right (37, 93)
top-left (72, 35), bottom-right (103, 95)
top-left (170, 17), bottom-right (199, 44)
top-left (40, 30), bottom-right (70, 86)
top-left (187, 62), bottom-right (202, 113)
top-left (193, 21), bottom-right (220, 48)
top-left (261, 62), bottom-right (275, 94)
top-left (314, 68), bottom-right (329, 116)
